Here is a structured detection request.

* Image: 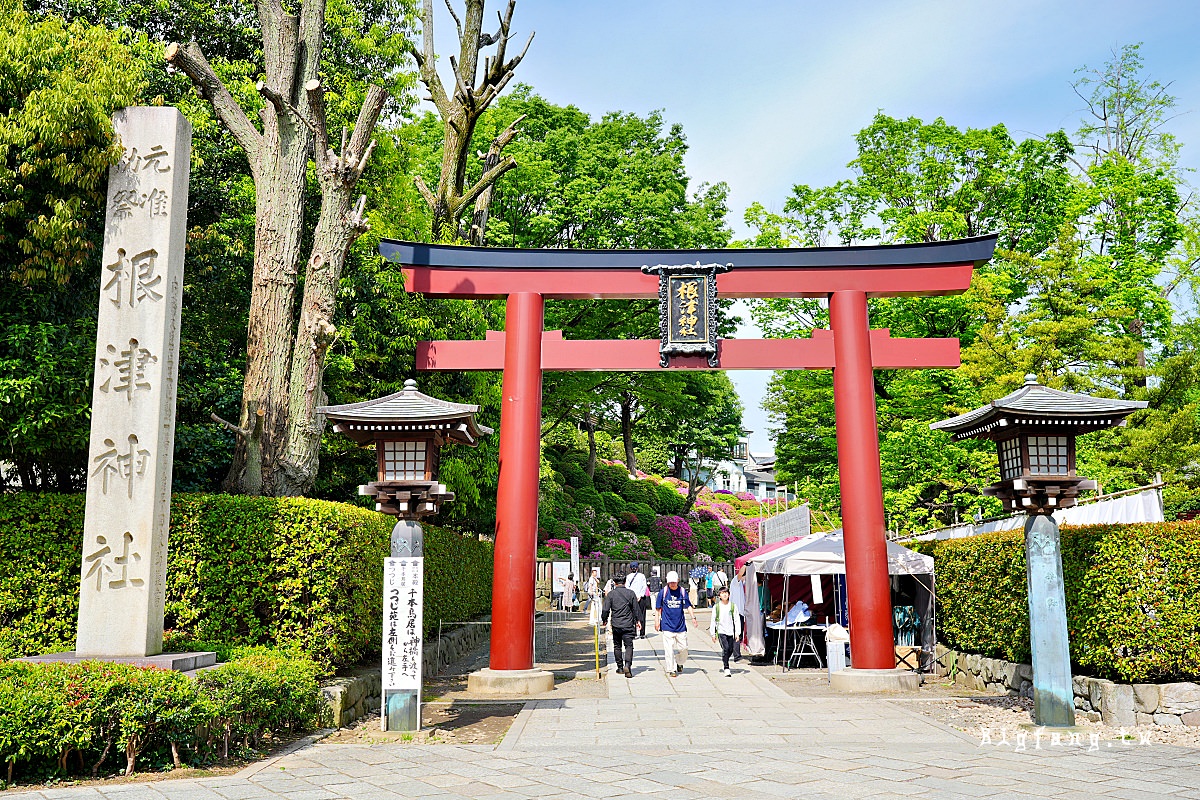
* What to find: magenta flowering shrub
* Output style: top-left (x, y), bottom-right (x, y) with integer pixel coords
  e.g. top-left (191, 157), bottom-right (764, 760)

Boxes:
top-left (708, 501), bottom-right (736, 520)
top-left (652, 515), bottom-right (697, 558)
top-left (688, 508), bottom-right (720, 523)
top-left (736, 492), bottom-right (756, 501)
top-left (545, 538), bottom-right (571, 554)
top-left (717, 525), bottom-right (755, 559)
top-left (714, 489), bottom-right (734, 495)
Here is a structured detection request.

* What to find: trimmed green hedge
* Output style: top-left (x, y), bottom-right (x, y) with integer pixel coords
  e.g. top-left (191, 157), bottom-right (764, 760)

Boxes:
top-left (0, 648), bottom-right (324, 784)
top-left (921, 521), bottom-right (1200, 682)
top-left (0, 493), bottom-right (493, 669)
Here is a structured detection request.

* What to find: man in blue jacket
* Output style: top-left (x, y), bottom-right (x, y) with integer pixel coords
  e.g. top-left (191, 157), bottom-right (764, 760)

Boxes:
top-left (655, 570), bottom-right (699, 677)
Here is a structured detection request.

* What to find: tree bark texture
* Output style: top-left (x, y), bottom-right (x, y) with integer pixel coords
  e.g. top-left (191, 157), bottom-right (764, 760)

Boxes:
top-left (167, 0), bottom-right (387, 496)
top-left (620, 393), bottom-right (636, 475)
top-left (584, 410), bottom-right (597, 479)
top-left (414, 0), bottom-right (532, 241)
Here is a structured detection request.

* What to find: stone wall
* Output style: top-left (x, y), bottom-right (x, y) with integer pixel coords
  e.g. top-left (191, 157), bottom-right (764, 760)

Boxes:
top-left (320, 618), bottom-right (491, 728)
top-left (935, 645), bottom-right (1200, 728)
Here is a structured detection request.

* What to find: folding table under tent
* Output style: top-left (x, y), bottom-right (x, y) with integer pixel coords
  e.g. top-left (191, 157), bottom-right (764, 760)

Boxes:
top-left (748, 532), bottom-right (936, 671)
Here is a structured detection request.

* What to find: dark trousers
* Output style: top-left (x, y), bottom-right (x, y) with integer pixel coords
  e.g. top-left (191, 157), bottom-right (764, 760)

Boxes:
top-left (719, 633), bottom-right (737, 669)
top-left (637, 596), bottom-right (650, 636)
top-left (612, 627), bottom-right (635, 670)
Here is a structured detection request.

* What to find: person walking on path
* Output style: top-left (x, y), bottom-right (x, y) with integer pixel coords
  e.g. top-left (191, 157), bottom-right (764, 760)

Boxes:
top-left (585, 571), bottom-right (602, 625)
top-left (601, 580), bottom-right (641, 678)
top-left (561, 573), bottom-right (577, 611)
top-left (655, 570), bottom-right (699, 677)
top-left (729, 565), bottom-right (747, 662)
top-left (709, 585), bottom-right (742, 676)
top-left (625, 563), bottom-right (650, 638)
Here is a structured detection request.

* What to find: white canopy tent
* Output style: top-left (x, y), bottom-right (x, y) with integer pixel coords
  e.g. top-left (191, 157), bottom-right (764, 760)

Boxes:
top-left (745, 532), bottom-right (935, 670)
top-left (751, 531), bottom-right (933, 576)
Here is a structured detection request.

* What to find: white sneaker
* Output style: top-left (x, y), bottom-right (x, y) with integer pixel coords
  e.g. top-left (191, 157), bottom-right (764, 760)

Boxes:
top-left (724, 668), bottom-right (732, 677)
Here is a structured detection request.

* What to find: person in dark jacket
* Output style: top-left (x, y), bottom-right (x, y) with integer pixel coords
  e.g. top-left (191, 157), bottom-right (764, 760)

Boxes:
top-left (601, 581), bottom-right (642, 678)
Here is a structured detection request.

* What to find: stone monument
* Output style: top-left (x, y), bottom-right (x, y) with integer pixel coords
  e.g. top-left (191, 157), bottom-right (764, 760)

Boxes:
top-left (76, 107), bottom-right (190, 657)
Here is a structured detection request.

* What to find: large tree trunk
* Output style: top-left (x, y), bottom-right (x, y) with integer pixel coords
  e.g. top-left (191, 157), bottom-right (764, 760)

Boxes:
top-left (168, 0), bottom-right (386, 496)
top-left (620, 393), bottom-right (636, 475)
top-left (584, 410), bottom-right (597, 479)
top-left (414, 0), bottom-right (531, 241)
top-left (276, 87), bottom-right (388, 495)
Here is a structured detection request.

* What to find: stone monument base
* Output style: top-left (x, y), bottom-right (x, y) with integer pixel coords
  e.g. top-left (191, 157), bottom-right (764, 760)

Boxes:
top-left (830, 667), bottom-right (920, 693)
top-left (467, 667), bottom-right (555, 696)
top-left (20, 651), bottom-right (217, 673)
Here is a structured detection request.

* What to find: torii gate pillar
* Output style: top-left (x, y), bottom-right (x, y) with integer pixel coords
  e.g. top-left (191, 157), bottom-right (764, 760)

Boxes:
top-left (491, 292), bottom-right (543, 671)
top-left (830, 290), bottom-right (894, 669)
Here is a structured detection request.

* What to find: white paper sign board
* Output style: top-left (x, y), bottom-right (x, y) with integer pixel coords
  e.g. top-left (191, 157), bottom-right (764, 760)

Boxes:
top-left (552, 561), bottom-right (571, 593)
top-left (382, 557), bottom-right (423, 692)
top-left (570, 536), bottom-right (581, 589)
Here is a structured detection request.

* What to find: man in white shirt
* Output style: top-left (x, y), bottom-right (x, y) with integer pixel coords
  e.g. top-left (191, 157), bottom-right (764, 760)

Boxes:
top-left (729, 566), bottom-right (747, 662)
top-left (625, 562), bottom-right (649, 638)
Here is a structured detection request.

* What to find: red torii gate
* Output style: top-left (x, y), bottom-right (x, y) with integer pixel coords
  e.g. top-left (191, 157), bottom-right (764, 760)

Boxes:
top-left (384, 235), bottom-right (996, 681)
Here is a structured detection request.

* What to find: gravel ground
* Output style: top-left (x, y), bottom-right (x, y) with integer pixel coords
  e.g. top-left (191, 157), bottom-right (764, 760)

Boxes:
top-left (913, 681), bottom-right (1200, 749)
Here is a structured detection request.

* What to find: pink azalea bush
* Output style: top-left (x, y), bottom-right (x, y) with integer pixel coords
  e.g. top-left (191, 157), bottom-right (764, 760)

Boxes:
top-left (652, 515), bottom-right (697, 558)
top-left (736, 492), bottom-right (756, 501)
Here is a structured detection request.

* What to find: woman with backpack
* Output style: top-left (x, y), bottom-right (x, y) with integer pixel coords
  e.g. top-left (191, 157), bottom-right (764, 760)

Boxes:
top-left (709, 584), bottom-right (742, 677)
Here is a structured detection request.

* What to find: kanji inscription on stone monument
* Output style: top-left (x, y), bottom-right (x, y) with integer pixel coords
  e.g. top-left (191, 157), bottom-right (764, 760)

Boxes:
top-left (76, 107), bottom-right (190, 657)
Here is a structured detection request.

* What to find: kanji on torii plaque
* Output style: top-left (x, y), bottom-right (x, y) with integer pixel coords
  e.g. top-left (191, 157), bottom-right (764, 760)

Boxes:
top-left (382, 235), bottom-right (996, 684)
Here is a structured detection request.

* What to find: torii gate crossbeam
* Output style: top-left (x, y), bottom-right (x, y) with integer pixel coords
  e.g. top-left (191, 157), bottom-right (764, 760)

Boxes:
top-left (384, 235), bottom-right (996, 683)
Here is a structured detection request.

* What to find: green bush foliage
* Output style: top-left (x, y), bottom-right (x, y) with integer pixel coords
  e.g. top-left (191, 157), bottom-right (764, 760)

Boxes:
top-left (0, 494), bottom-right (493, 669)
top-left (651, 483), bottom-right (686, 515)
top-left (921, 521), bottom-right (1200, 682)
top-left (619, 480), bottom-right (652, 506)
top-left (559, 461), bottom-right (591, 489)
top-left (628, 502), bottom-right (657, 536)
top-left (0, 649), bottom-right (323, 783)
top-left (693, 520), bottom-right (722, 559)
top-left (592, 463), bottom-right (630, 494)
top-left (572, 486), bottom-right (604, 513)
top-left (600, 491), bottom-right (627, 514)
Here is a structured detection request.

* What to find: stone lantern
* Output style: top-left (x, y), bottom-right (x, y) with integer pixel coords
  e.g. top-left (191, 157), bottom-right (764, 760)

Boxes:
top-left (932, 375), bottom-right (1145, 727)
top-left (319, 380), bottom-right (490, 732)
top-left (319, 378), bottom-right (491, 520)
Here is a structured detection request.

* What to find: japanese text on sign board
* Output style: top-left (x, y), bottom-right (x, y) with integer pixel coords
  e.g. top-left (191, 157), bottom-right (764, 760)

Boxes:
top-left (382, 557), bottom-right (423, 691)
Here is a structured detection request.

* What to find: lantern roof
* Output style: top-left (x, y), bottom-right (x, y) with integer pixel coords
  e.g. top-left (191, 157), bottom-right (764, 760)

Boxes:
top-left (318, 379), bottom-right (492, 446)
top-left (930, 375), bottom-right (1146, 441)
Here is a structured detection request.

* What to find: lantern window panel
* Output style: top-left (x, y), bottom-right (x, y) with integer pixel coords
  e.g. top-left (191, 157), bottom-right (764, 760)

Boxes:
top-left (1028, 435), bottom-right (1069, 474)
top-left (999, 436), bottom-right (1023, 479)
top-left (382, 439), bottom-right (428, 480)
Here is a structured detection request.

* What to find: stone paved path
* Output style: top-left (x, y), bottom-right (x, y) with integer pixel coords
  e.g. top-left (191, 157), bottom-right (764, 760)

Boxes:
top-left (14, 618), bottom-right (1200, 800)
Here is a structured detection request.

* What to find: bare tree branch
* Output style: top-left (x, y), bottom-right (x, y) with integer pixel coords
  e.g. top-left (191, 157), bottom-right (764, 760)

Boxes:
top-left (165, 42), bottom-right (264, 167)
top-left (460, 155), bottom-right (516, 210)
top-left (443, 0), bottom-right (463, 40)
top-left (414, 174), bottom-right (437, 209)
top-left (346, 85), bottom-right (389, 167)
top-left (305, 78), bottom-right (329, 168)
top-left (419, 0), bottom-right (452, 114)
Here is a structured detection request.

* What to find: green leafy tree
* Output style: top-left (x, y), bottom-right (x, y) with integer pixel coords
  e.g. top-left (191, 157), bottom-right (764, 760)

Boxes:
top-left (0, 7), bottom-right (145, 489)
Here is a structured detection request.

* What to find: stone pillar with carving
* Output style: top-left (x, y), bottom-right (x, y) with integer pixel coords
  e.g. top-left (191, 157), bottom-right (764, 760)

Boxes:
top-left (76, 108), bottom-right (190, 657)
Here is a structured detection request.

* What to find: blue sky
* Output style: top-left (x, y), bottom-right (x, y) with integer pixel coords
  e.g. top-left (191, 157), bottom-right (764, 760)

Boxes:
top-left (432, 0), bottom-right (1200, 452)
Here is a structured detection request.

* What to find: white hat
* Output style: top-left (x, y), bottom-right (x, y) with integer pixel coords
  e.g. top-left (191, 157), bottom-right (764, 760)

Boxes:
top-left (666, 570), bottom-right (679, 583)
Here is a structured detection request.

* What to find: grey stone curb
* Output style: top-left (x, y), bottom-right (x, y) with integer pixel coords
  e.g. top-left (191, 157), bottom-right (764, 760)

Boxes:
top-left (495, 701), bottom-right (539, 752)
top-left (233, 728), bottom-right (335, 779)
